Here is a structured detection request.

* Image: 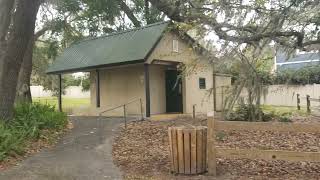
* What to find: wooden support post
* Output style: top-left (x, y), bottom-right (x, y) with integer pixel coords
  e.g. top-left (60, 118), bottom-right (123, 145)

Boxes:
top-left (96, 69), bottom-right (100, 108)
top-left (144, 64), bottom-right (150, 117)
top-left (207, 115), bottom-right (216, 176)
top-left (297, 94), bottom-right (300, 110)
top-left (58, 74), bottom-right (62, 112)
top-left (307, 95), bottom-right (311, 113)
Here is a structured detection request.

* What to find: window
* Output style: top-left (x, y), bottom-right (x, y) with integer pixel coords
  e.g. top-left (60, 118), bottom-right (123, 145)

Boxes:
top-left (173, 39), bottom-right (179, 52)
top-left (199, 78), bottom-right (206, 89)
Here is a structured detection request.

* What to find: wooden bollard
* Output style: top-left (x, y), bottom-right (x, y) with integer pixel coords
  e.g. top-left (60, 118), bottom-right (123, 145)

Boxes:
top-left (168, 126), bottom-right (207, 174)
top-left (297, 94), bottom-right (300, 110)
top-left (307, 95), bottom-right (311, 113)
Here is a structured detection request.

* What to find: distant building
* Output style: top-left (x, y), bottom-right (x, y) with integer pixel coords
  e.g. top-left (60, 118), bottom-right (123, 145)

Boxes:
top-left (274, 49), bottom-right (320, 71)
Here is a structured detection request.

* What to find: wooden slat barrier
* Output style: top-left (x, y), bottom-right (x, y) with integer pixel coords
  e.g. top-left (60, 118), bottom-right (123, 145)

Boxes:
top-left (215, 121), bottom-right (320, 133)
top-left (168, 126), bottom-right (207, 175)
top-left (216, 148), bottom-right (320, 162)
top-left (207, 116), bottom-right (320, 176)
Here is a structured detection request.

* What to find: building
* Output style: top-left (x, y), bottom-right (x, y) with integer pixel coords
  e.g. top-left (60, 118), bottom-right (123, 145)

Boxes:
top-left (47, 21), bottom-right (230, 117)
top-left (274, 49), bottom-right (320, 71)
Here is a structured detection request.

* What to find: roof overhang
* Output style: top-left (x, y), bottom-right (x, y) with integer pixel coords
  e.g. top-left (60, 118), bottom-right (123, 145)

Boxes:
top-left (47, 59), bottom-right (144, 74)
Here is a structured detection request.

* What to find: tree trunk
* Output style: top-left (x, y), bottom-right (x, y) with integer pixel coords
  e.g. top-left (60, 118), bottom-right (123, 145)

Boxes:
top-left (0, 0), bottom-right (40, 120)
top-left (16, 39), bottom-right (34, 104)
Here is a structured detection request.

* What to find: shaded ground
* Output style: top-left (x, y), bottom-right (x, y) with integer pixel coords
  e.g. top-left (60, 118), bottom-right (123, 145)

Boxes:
top-left (0, 116), bottom-right (124, 180)
top-left (113, 117), bottom-right (320, 180)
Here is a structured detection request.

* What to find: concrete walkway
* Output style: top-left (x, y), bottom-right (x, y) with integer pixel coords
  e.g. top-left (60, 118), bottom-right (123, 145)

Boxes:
top-left (0, 116), bottom-right (123, 180)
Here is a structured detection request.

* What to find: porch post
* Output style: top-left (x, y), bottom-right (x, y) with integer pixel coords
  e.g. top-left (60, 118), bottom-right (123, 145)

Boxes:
top-left (144, 64), bottom-right (150, 117)
top-left (58, 74), bottom-right (62, 112)
top-left (96, 69), bottom-right (100, 108)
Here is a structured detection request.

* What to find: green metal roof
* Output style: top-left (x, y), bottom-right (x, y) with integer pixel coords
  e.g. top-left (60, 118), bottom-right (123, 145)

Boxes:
top-left (47, 21), bottom-right (170, 74)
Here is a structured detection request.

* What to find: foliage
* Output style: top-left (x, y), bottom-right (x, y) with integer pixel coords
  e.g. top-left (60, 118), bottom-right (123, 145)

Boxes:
top-left (221, 45), bottom-right (274, 121)
top-left (148, 0), bottom-right (320, 50)
top-left (80, 74), bottom-right (90, 92)
top-left (274, 65), bottom-right (320, 85)
top-left (278, 115), bottom-right (292, 123)
top-left (216, 131), bottom-right (227, 141)
top-left (0, 103), bottom-right (67, 161)
top-left (225, 104), bottom-right (273, 122)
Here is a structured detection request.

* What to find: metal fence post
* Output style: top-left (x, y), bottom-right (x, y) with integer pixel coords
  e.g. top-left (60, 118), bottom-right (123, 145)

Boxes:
top-left (307, 95), bottom-right (311, 113)
top-left (297, 94), bottom-right (300, 110)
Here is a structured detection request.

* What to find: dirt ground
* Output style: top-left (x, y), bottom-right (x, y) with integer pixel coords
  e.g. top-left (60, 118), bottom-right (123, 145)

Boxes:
top-left (112, 117), bottom-right (320, 180)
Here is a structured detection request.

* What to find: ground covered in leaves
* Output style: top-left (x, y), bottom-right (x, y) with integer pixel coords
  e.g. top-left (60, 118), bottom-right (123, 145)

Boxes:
top-left (112, 117), bottom-right (320, 179)
top-left (0, 121), bottom-right (73, 171)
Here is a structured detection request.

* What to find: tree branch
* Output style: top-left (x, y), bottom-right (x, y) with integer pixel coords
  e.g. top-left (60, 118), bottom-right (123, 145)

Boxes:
top-left (119, 0), bottom-right (141, 27)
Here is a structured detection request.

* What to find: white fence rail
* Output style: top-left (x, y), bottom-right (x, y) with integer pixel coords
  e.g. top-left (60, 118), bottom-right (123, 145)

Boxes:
top-left (31, 86), bottom-right (90, 98)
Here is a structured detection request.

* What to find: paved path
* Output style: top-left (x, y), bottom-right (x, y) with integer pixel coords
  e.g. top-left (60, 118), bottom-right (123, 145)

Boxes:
top-left (0, 116), bottom-right (123, 180)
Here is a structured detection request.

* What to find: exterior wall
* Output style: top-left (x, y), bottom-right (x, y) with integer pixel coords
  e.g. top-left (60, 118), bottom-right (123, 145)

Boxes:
top-left (243, 84), bottom-right (320, 107)
top-left (147, 31), bottom-right (215, 115)
top-left (146, 32), bottom-right (201, 64)
top-left (90, 64), bottom-right (146, 116)
top-left (183, 64), bottom-right (214, 114)
top-left (88, 31), bottom-right (228, 116)
top-left (149, 65), bottom-right (166, 114)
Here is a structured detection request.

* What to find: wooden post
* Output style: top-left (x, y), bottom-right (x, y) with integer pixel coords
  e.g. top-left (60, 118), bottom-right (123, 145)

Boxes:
top-left (96, 69), bottom-right (100, 108)
top-left (123, 104), bottom-right (127, 129)
top-left (140, 98), bottom-right (144, 120)
top-left (144, 64), bottom-right (150, 117)
top-left (307, 95), bottom-right (311, 113)
top-left (297, 94), bottom-right (300, 110)
top-left (192, 104), bottom-right (196, 119)
top-left (207, 115), bottom-right (216, 176)
top-left (58, 74), bottom-right (62, 112)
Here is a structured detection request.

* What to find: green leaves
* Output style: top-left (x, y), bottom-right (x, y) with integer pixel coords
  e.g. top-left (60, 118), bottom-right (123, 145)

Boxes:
top-left (0, 103), bottom-right (67, 161)
top-left (275, 65), bottom-right (320, 85)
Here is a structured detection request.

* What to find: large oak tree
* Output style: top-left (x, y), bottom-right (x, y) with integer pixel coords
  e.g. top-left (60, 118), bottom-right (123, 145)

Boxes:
top-left (0, 0), bottom-right (41, 120)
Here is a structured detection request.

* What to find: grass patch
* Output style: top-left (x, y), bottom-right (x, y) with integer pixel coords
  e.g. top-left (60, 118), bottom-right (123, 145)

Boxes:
top-left (32, 97), bottom-right (90, 110)
top-left (33, 97), bottom-right (90, 108)
top-left (261, 105), bottom-right (309, 117)
top-left (0, 103), bottom-right (68, 161)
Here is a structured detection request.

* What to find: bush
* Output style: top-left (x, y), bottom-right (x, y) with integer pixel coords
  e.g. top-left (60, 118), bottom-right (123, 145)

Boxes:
top-left (0, 103), bottom-right (67, 161)
top-left (278, 116), bottom-right (292, 123)
top-left (225, 104), bottom-right (274, 122)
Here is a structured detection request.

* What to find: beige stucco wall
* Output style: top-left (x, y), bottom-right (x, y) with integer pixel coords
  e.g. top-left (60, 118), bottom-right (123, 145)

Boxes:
top-left (149, 65), bottom-right (166, 114)
top-left (88, 31), bottom-right (225, 116)
top-left (147, 31), bottom-right (215, 115)
top-left (90, 64), bottom-right (146, 116)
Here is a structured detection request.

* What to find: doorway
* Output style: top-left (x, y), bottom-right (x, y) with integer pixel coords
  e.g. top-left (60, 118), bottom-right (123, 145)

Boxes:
top-left (165, 69), bottom-right (183, 113)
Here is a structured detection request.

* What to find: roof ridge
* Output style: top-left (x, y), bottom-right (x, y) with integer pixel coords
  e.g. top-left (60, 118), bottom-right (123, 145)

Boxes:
top-left (74, 21), bottom-right (170, 45)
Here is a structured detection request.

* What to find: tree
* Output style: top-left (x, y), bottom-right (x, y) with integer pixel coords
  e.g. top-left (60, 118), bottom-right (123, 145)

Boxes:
top-left (15, 0), bottom-right (164, 105)
top-left (0, 0), bottom-right (41, 120)
top-left (149, 0), bottom-right (320, 50)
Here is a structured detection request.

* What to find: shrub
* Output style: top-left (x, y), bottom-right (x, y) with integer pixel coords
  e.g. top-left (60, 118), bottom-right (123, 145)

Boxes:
top-left (0, 103), bottom-right (67, 161)
top-left (278, 116), bottom-right (292, 122)
top-left (225, 104), bottom-right (274, 122)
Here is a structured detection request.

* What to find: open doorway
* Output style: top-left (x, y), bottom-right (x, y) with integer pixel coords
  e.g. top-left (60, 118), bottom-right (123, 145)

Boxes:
top-left (165, 69), bottom-right (183, 113)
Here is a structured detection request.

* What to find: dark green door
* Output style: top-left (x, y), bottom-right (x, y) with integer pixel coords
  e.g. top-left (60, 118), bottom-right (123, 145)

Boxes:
top-left (165, 70), bottom-right (183, 113)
